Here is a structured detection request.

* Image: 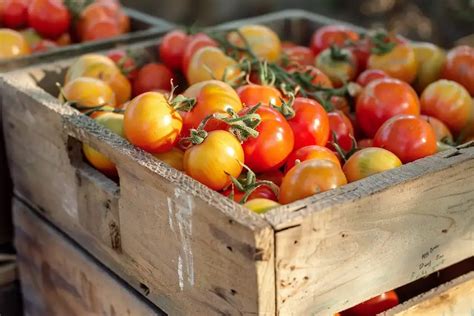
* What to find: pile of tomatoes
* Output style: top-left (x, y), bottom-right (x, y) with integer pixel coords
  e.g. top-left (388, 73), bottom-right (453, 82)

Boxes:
top-left (0, 0), bottom-right (130, 60)
top-left (60, 23), bottom-right (474, 216)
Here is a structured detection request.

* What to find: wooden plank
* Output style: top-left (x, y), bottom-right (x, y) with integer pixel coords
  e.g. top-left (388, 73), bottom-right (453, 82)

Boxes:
top-left (13, 199), bottom-right (163, 316)
top-left (3, 66), bottom-right (276, 315)
top-left (267, 144), bottom-right (474, 315)
top-left (0, 262), bottom-right (16, 287)
top-left (386, 272), bottom-right (474, 316)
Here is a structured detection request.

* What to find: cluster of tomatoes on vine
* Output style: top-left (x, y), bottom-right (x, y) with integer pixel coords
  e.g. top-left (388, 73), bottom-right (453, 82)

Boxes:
top-left (0, 0), bottom-right (130, 60)
top-left (59, 23), bottom-right (474, 215)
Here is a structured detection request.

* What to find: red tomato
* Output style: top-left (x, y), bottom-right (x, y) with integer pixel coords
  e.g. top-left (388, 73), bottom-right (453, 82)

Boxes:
top-left (374, 115), bottom-right (437, 163)
top-left (2, 0), bottom-right (28, 29)
top-left (310, 25), bottom-right (359, 55)
top-left (159, 30), bottom-right (189, 70)
top-left (349, 37), bottom-right (371, 73)
top-left (357, 139), bottom-right (373, 149)
top-left (107, 49), bottom-right (138, 81)
top-left (237, 84), bottom-right (283, 107)
top-left (184, 130), bottom-right (244, 191)
top-left (279, 159), bottom-right (347, 204)
top-left (223, 185), bottom-right (278, 202)
top-left (241, 106), bottom-right (294, 173)
top-left (287, 97), bottom-right (330, 150)
top-left (257, 169), bottom-right (283, 186)
top-left (356, 78), bottom-right (420, 137)
top-left (283, 45), bottom-right (315, 67)
top-left (181, 33), bottom-right (217, 74)
top-left (327, 110), bottom-right (354, 152)
top-left (284, 145), bottom-right (341, 173)
top-left (341, 291), bottom-right (399, 316)
top-left (133, 63), bottom-right (175, 96)
top-left (442, 46), bottom-right (474, 95)
top-left (356, 69), bottom-right (390, 87)
top-left (330, 96), bottom-right (351, 115)
top-left (28, 0), bottom-right (71, 40)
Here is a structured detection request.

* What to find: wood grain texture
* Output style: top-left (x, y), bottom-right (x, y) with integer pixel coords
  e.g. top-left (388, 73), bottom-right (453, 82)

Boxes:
top-left (270, 145), bottom-right (474, 315)
top-left (13, 199), bottom-right (162, 316)
top-left (386, 272), bottom-right (474, 316)
top-left (2, 64), bottom-right (275, 315)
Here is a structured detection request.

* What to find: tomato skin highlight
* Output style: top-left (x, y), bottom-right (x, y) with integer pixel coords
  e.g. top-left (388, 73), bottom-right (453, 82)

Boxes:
top-left (159, 30), bottom-right (189, 71)
top-left (184, 130), bottom-right (244, 191)
top-left (241, 106), bottom-right (294, 173)
top-left (441, 45), bottom-right (474, 96)
top-left (0, 28), bottom-right (30, 59)
top-left (285, 145), bottom-right (341, 173)
top-left (279, 159), bottom-right (347, 204)
top-left (341, 291), bottom-right (399, 316)
top-left (343, 147), bottom-right (402, 182)
top-left (124, 92), bottom-right (182, 154)
top-left (287, 97), bottom-right (330, 150)
top-left (244, 198), bottom-right (280, 214)
top-left (356, 78), bottom-right (420, 138)
top-left (374, 115), bottom-right (437, 163)
top-left (420, 79), bottom-right (473, 136)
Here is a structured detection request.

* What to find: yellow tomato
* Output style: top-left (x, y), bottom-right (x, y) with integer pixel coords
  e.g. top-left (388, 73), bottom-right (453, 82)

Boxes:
top-left (244, 198), bottom-right (281, 214)
top-left (0, 29), bottom-right (30, 60)
top-left (368, 44), bottom-right (418, 83)
top-left (186, 46), bottom-right (242, 85)
top-left (228, 24), bottom-right (282, 62)
top-left (412, 42), bottom-right (446, 92)
top-left (83, 112), bottom-right (124, 177)
top-left (153, 147), bottom-right (184, 171)
top-left (62, 77), bottom-right (116, 109)
top-left (343, 147), bottom-right (402, 182)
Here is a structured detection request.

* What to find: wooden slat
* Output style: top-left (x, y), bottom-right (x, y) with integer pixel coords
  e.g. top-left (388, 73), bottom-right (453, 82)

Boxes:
top-left (267, 144), bottom-right (474, 315)
top-left (386, 272), bottom-right (474, 316)
top-left (2, 65), bottom-right (275, 315)
top-left (13, 199), bottom-right (163, 316)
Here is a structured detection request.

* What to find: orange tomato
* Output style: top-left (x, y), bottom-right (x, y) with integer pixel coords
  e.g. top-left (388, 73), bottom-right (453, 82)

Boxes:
top-left (442, 46), bottom-right (474, 96)
top-left (368, 44), bottom-right (417, 83)
top-left (153, 147), bottom-right (184, 171)
top-left (83, 112), bottom-right (124, 177)
top-left (420, 79), bottom-right (473, 136)
top-left (244, 198), bottom-right (280, 214)
top-left (184, 130), bottom-right (244, 191)
top-left (124, 92), bottom-right (182, 153)
top-left (228, 24), bottom-right (282, 62)
top-left (284, 145), bottom-right (341, 173)
top-left (279, 159), bottom-right (347, 204)
top-left (0, 28), bottom-right (30, 60)
top-left (343, 147), bottom-right (402, 182)
top-left (62, 77), bottom-right (116, 109)
top-left (420, 115), bottom-right (453, 143)
top-left (237, 84), bottom-right (283, 107)
top-left (186, 46), bottom-right (242, 85)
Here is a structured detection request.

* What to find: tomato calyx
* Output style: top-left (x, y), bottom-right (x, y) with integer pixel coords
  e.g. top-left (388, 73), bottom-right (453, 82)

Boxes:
top-left (329, 45), bottom-right (350, 62)
top-left (226, 164), bottom-right (280, 204)
top-left (167, 82), bottom-right (197, 112)
top-left (369, 31), bottom-right (397, 55)
top-left (330, 130), bottom-right (358, 162)
top-left (63, 0), bottom-right (94, 19)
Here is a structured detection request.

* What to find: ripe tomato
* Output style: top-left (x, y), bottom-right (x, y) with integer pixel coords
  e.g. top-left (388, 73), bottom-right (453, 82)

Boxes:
top-left (28, 0), bottom-right (71, 40)
top-left (0, 28), bottom-right (30, 59)
top-left (343, 147), bottom-right (402, 182)
top-left (181, 33), bottom-right (217, 74)
top-left (284, 145), bottom-right (341, 173)
top-left (420, 79), bottom-right (473, 136)
top-left (124, 92), bottom-right (182, 153)
top-left (289, 65), bottom-right (333, 89)
top-left (442, 46), bottom-right (474, 96)
top-left (349, 37), bottom-right (371, 73)
top-left (241, 106), bottom-right (294, 173)
top-left (2, 0), bottom-right (29, 29)
top-left (257, 169), bottom-right (283, 186)
top-left (356, 69), bottom-right (389, 87)
top-left (330, 96), bottom-right (350, 115)
top-left (153, 147), bottom-right (184, 171)
top-left (107, 49), bottom-right (138, 82)
top-left (310, 25), bottom-right (359, 55)
top-left (368, 44), bottom-right (417, 83)
top-left (282, 45), bottom-right (315, 67)
top-left (184, 130), bottom-right (244, 191)
top-left (420, 115), bottom-right (453, 143)
top-left (374, 115), bottom-right (437, 163)
top-left (279, 159), bottom-right (347, 204)
top-left (287, 97), bottom-right (330, 150)
top-left (81, 17), bottom-right (121, 42)
top-left (228, 24), bottom-right (282, 62)
top-left (83, 112), bottom-right (124, 177)
top-left (357, 138), bottom-right (373, 149)
top-left (244, 198), bottom-right (280, 214)
top-left (356, 78), bottom-right (420, 137)
top-left (237, 84), bottom-right (283, 107)
top-left (186, 46), bottom-right (242, 85)
top-left (55, 32), bottom-right (71, 46)
top-left (159, 30), bottom-right (189, 70)
top-left (223, 185), bottom-right (278, 202)
top-left (31, 39), bottom-right (58, 52)
top-left (315, 47), bottom-right (358, 87)
top-left (183, 80), bottom-right (242, 133)
top-left (327, 110), bottom-right (354, 152)
top-left (62, 77), bottom-right (116, 109)
top-left (411, 42), bottom-right (446, 92)
top-left (133, 63), bottom-right (174, 96)
top-left (341, 291), bottom-right (399, 316)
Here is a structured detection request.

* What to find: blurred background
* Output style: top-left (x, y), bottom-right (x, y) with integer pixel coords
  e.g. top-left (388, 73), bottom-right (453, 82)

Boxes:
top-left (123, 0), bottom-right (474, 47)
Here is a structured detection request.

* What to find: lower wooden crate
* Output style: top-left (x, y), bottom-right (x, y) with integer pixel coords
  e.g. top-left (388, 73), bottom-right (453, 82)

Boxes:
top-left (14, 198), bottom-right (163, 316)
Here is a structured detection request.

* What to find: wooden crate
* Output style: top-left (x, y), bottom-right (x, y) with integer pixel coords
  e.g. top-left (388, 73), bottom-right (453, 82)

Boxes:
top-left (1, 10), bottom-right (473, 315)
top-left (13, 197), bottom-right (162, 316)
